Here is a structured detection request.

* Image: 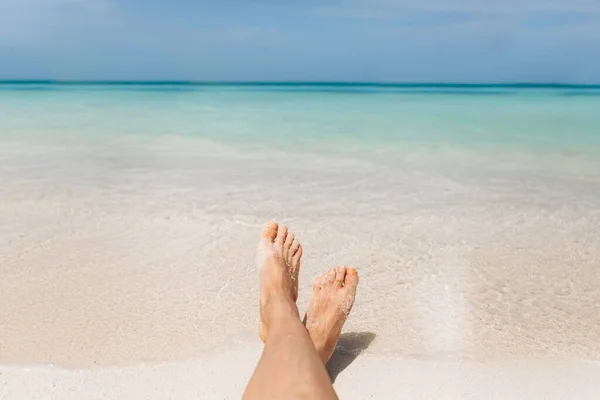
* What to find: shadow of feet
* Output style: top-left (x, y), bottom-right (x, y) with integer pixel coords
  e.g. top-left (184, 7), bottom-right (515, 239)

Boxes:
top-left (326, 332), bottom-right (376, 382)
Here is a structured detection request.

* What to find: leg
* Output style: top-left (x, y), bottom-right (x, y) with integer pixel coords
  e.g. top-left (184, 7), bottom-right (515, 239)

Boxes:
top-left (243, 222), bottom-right (338, 400)
top-left (244, 297), bottom-right (338, 400)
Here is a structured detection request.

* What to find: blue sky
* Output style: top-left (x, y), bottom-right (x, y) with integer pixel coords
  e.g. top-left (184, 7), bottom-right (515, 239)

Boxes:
top-left (0, 0), bottom-right (599, 82)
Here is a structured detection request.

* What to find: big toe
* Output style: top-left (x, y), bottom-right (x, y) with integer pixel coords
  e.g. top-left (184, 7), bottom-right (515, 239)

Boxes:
top-left (344, 268), bottom-right (359, 292)
top-left (262, 221), bottom-right (278, 242)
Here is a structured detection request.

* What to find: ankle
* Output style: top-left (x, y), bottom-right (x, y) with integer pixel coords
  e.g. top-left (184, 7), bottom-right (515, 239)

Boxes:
top-left (263, 296), bottom-right (299, 323)
top-left (307, 331), bottom-right (335, 364)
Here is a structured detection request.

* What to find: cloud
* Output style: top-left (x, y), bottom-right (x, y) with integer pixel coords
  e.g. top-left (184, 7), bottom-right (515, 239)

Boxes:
top-left (327, 0), bottom-right (600, 13)
top-left (0, 0), bottom-right (114, 45)
top-left (315, 0), bottom-right (600, 21)
top-left (221, 26), bottom-right (282, 45)
top-left (315, 6), bottom-right (504, 23)
top-left (1, 0), bottom-right (599, 82)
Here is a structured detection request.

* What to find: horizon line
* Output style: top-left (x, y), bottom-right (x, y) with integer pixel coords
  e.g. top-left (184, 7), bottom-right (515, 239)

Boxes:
top-left (1, 80), bottom-right (600, 88)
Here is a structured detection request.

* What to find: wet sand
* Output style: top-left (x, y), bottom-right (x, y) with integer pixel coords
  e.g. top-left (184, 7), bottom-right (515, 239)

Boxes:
top-left (2, 136), bottom-right (600, 397)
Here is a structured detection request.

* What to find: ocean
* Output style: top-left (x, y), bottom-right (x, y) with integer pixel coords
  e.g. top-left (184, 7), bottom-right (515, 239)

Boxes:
top-left (1, 82), bottom-right (600, 368)
top-left (2, 83), bottom-right (600, 155)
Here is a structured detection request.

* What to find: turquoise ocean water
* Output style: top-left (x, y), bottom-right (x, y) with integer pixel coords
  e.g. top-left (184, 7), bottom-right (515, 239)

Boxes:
top-left (1, 82), bottom-right (599, 161)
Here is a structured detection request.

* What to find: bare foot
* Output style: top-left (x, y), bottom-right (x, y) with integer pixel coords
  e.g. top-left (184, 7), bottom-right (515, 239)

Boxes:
top-left (257, 221), bottom-right (303, 342)
top-left (303, 266), bottom-right (359, 364)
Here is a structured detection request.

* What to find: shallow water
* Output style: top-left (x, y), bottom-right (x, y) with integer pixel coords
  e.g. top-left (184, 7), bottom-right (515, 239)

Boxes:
top-left (1, 83), bottom-right (599, 366)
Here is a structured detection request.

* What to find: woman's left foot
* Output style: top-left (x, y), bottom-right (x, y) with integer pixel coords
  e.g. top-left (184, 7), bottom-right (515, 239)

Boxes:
top-left (303, 266), bottom-right (359, 364)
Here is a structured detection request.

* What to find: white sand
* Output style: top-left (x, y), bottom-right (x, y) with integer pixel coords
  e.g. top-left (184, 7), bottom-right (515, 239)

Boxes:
top-left (2, 347), bottom-right (600, 399)
top-left (2, 136), bottom-right (600, 398)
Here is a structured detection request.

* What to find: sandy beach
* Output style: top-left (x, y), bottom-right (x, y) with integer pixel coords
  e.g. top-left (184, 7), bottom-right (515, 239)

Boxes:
top-left (3, 349), bottom-right (600, 399)
top-left (2, 88), bottom-right (600, 398)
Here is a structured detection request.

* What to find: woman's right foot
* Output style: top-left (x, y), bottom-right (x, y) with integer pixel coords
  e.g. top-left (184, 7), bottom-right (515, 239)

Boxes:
top-left (257, 221), bottom-right (303, 343)
top-left (303, 266), bottom-right (359, 364)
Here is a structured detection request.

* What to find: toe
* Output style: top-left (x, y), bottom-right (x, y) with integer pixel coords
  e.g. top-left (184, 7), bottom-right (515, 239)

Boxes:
top-left (326, 268), bottom-right (336, 284)
top-left (292, 244), bottom-right (302, 267)
top-left (284, 232), bottom-right (295, 247)
top-left (344, 267), bottom-right (359, 293)
top-left (276, 225), bottom-right (288, 246)
top-left (262, 221), bottom-right (278, 242)
top-left (283, 232), bottom-right (295, 258)
top-left (290, 239), bottom-right (300, 256)
top-left (335, 265), bottom-right (347, 287)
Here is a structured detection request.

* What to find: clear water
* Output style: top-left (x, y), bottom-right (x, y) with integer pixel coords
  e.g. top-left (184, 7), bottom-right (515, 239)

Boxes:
top-left (1, 83), bottom-right (599, 157)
